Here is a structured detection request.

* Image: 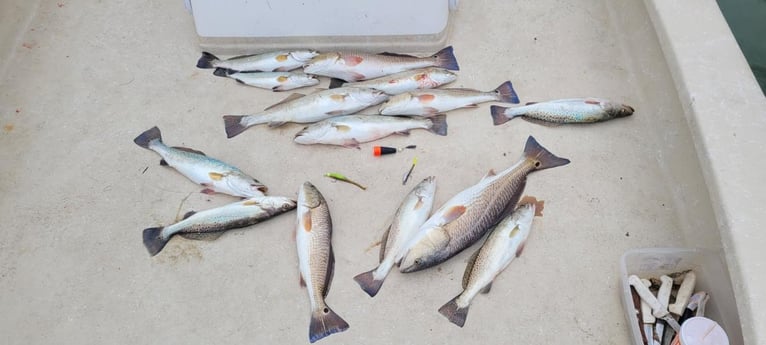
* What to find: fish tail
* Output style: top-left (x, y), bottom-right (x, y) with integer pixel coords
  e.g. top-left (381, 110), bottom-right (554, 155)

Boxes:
top-left (427, 114), bottom-right (448, 136)
top-left (433, 46), bottom-right (459, 71)
top-left (438, 295), bottom-right (469, 327)
top-left (213, 67), bottom-right (231, 77)
top-left (309, 305), bottom-right (350, 343)
top-left (133, 126), bottom-right (162, 149)
top-left (223, 115), bottom-right (252, 138)
top-left (490, 105), bottom-right (513, 125)
top-left (523, 136), bottom-right (570, 170)
top-left (353, 269), bottom-right (386, 297)
top-left (328, 78), bottom-right (345, 89)
top-left (196, 52), bottom-right (219, 69)
top-left (494, 81), bottom-right (519, 104)
top-left (142, 227), bottom-right (169, 256)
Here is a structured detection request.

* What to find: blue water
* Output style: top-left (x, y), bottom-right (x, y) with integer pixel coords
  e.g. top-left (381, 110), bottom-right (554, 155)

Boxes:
top-left (717, 0), bottom-right (766, 95)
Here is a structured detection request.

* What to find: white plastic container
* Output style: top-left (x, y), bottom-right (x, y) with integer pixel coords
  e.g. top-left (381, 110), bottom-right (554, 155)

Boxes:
top-left (186, 0), bottom-right (456, 54)
top-left (619, 248), bottom-right (743, 345)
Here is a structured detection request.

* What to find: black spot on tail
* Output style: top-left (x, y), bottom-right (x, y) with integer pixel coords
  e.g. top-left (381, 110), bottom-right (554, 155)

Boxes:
top-left (309, 306), bottom-right (349, 343)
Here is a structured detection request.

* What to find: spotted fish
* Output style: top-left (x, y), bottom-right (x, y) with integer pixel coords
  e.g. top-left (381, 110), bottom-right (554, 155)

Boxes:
top-left (490, 98), bottom-right (634, 126)
top-left (213, 68), bottom-right (319, 91)
top-left (293, 115), bottom-right (447, 149)
top-left (328, 67), bottom-right (457, 95)
top-left (196, 50), bottom-right (319, 72)
top-left (379, 81), bottom-right (519, 117)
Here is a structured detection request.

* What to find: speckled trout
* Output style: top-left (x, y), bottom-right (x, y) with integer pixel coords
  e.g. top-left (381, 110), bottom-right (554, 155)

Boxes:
top-left (399, 136), bottom-right (569, 273)
top-left (296, 182), bottom-right (349, 343)
top-left (329, 67), bottom-right (457, 95)
top-left (196, 50), bottom-right (319, 72)
top-left (490, 98), bottom-right (634, 125)
top-left (293, 115), bottom-right (447, 149)
top-left (438, 198), bottom-right (542, 327)
top-left (213, 68), bottom-right (319, 91)
top-left (379, 81), bottom-right (519, 117)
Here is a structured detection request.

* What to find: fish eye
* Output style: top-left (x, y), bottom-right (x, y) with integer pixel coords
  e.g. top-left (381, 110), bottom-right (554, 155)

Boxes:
top-left (535, 161), bottom-right (541, 167)
top-left (323, 308), bottom-right (329, 314)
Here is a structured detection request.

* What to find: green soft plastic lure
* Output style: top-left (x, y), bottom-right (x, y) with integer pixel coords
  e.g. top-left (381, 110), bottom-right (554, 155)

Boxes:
top-left (324, 172), bottom-right (367, 190)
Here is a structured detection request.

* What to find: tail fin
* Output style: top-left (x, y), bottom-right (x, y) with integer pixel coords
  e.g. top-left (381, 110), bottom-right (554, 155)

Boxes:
top-left (433, 46), bottom-right (459, 71)
top-left (223, 115), bottom-right (250, 138)
top-left (494, 81), bottom-right (519, 104)
top-left (133, 126), bottom-right (162, 149)
top-left (143, 227), bottom-right (169, 256)
top-left (328, 78), bottom-right (345, 89)
top-left (213, 68), bottom-right (231, 77)
top-left (196, 52), bottom-right (220, 69)
top-left (309, 306), bottom-right (350, 343)
top-left (427, 114), bottom-right (448, 136)
top-left (523, 136), bottom-right (570, 170)
top-left (490, 105), bottom-right (512, 126)
top-left (353, 269), bottom-right (386, 297)
top-left (438, 295), bottom-right (469, 327)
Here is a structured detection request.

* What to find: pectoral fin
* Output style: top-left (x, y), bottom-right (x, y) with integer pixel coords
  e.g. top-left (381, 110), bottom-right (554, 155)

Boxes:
top-left (442, 205), bottom-right (467, 224)
top-left (208, 172), bottom-right (225, 181)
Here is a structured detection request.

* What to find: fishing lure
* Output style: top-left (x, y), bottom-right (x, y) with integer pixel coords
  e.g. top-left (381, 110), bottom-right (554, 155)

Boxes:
top-left (324, 172), bottom-right (367, 190)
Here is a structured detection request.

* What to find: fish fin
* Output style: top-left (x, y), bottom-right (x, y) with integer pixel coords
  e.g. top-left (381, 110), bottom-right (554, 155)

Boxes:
top-left (342, 54), bottom-right (364, 66)
top-left (208, 172), bottom-right (225, 181)
top-left (213, 67), bottom-right (230, 77)
top-left (268, 121), bottom-right (287, 128)
top-left (525, 102), bottom-right (538, 105)
top-left (264, 93), bottom-right (305, 110)
top-left (433, 46), bottom-right (459, 71)
top-left (302, 212), bottom-right (312, 232)
top-left (275, 66), bottom-right (291, 72)
top-left (519, 195), bottom-right (545, 217)
top-left (133, 126), bottom-right (162, 149)
top-left (584, 99), bottom-right (601, 105)
top-left (481, 169), bottom-right (497, 181)
top-left (342, 138), bottom-right (361, 149)
top-left (520, 116), bottom-right (562, 127)
top-left (438, 295), bottom-right (469, 327)
top-left (326, 110), bottom-right (346, 116)
top-left (516, 241), bottom-right (526, 257)
top-left (427, 114), bottom-right (448, 136)
top-left (490, 105), bottom-right (512, 125)
top-left (299, 273), bottom-right (306, 287)
top-left (159, 159), bottom-right (168, 166)
top-left (395, 130), bottom-right (411, 136)
top-left (523, 136), bottom-right (570, 170)
top-left (182, 211), bottom-right (196, 220)
top-left (171, 146), bottom-right (206, 156)
top-left (353, 269), bottom-right (385, 297)
top-left (309, 306), bottom-right (350, 343)
top-left (379, 225), bottom-right (391, 263)
top-left (196, 52), bottom-right (219, 69)
top-left (417, 94), bottom-right (436, 103)
top-left (379, 52), bottom-right (418, 58)
top-left (223, 115), bottom-right (250, 138)
top-left (481, 282), bottom-right (492, 294)
top-left (332, 124), bottom-right (352, 132)
top-left (142, 227), bottom-right (169, 256)
top-left (494, 81), bottom-right (519, 104)
top-left (463, 249), bottom-right (481, 289)
top-left (201, 188), bottom-right (216, 195)
top-left (498, 179), bottom-right (527, 221)
top-left (423, 108), bottom-right (441, 117)
top-left (323, 247), bottom-right (335, 298)
top-left (413, 196), bottom-right (425, 210)
top-left (464, 104), bottom-right (479, 108)
top-left (328, 78), bottom-right (345, 89)
top-left (443, 205), bottom-right (467, 224)
top-left (179, 232), bottom-right (224, 241)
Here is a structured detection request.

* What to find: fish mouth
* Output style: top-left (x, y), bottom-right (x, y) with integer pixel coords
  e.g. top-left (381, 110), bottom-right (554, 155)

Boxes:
top-left (294, 127), bottom-right (308, 139)
top-left (621, 104), bottom-right (635, 116)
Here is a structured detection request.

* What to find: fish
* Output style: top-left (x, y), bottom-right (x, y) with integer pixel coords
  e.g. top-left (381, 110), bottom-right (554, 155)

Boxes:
top-left (223, 87), bottom-right (389, 138)
top-left (398, 136), bottom-right (569, 273)
top-left (142, 195), bottom-right (296, 256)
top-left (328, 67), bottom-right (457, 95)
top-left (213, 68), bottom-right (320, 91)
top-left (296, 182), bottom-right (349, 343)
top-left (133, 126), bottom-right (267, 198)
top-left (438, 198), bottom-right (543, 327)
top-left (353, 176), bottom-right (437, 297)
top-left (196, 50), bottom-right (319, 72)
top-left (490, 98), bottom-right (635, 126)
top-left (379, 81), bottom-right (519, 116)
top-left (303, 46), bottom-right (459, 82)
top-left (293, 115), bottom-right (447, 149)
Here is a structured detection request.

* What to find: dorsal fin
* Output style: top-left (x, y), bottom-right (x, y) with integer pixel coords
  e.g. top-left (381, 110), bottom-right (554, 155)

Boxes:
top-left (379, 52), bottom-right (418, 58)
top-left (462, 249), bottom-right (481, 290)
top-left (379, 226), bottom-right (391, 263)
top-left (525, 102), bottom-right (539, 105)
top-left (264, 93), bottom-right (305, 110)
top-left (323, 247), bottom-right (335, 298)
top-left (481, 169), bottom-right (497, 181)
top-left (172, 146), bottom-right (206, 156)
top-left (182, 211), bottom-right (197, 220)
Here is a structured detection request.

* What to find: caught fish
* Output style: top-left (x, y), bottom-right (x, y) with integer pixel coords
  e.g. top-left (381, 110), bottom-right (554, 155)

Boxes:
top-left (379, 81), bottom-right (519, 116)
top-left (490, 98), bottom-right (635, 126)
top-left (133, 126), bottom-right (267, 198)
top-left (294, 115), bottom-right (447, 148)
top-left (196, 50), bottom-right (319, 72)
top-left (399, 136), bottom-right (569, 273)
top-left (142, 195), bottom-right (296, 256)
top-left (296, 182), bottom-right (349, 343)
top-left (303, 46), bottom-right (459, 82)
top-left (223, 87), bottom-right (389, 138)
top-left (213, 68), bottom-right (319, 91)
top-left (354, 176), bottom-right (437, 297)
top-left (329, 67), bottom-right (457, 95)
top-left (439, 198), bottom-right (543, 327)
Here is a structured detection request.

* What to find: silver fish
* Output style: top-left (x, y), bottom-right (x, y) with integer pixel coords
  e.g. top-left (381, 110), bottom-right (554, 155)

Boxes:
top-left (399, 136), bottom-right (569, 273)
top-left (134, 126), bottom-right (267, 198)
top-left (293, 115), bottom-right (447, 149)
top-left (296, 182), bottom-right (349, 343)
top-left (438, 198), bottom-right (542, 327)
top-left (223, 87), bottom-right (389, 138)
top-left (379, 81), bottom-right (519, 116)
top-left (353, 177), bottom-right (437, 297)
top-left (303, 46), bottom-right (459, 82)
top-left (196, 50), bottom-right (319, 72)
top-left (329, 67), bottom-right (457, 95)
top-left (490, 98), bottom-right (634, 125)
top-left (142, 195), bottom-right (296, 256)
top-left (213, 68), bottom-right (319, 91)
